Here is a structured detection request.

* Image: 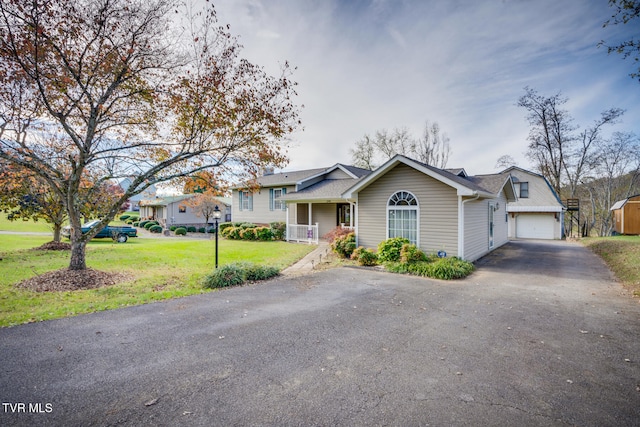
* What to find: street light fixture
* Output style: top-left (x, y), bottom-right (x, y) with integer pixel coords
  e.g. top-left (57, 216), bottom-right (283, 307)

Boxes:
top-left (213, 205), bottom-right (222, 269)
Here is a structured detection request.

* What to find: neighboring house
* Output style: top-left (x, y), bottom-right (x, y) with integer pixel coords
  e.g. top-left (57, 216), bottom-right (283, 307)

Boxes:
top-left (232, 164), bottom-right (371, 240)
top-left (343, 155), bottom-right (516, 262)
top-left (119, 177), bottom-right (157, 212)
top-left (500, 166), bottom-right (565, 240)
top-left (611, 194), bottom-right (640, 235)
top-left (139, 195), bottom-right (232, 228)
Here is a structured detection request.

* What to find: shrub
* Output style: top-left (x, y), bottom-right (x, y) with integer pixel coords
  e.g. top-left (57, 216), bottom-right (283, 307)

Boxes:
top-left (239, 222), bottom-right (256, 229)
top-left (198, 227), bottom-right (206, 233)
top-left (270, 222), bottom-right (286, 240)
top-left (256, 226), bottom-right (274, 241)
top-left (169, 225), bottom-right (177, 231)
top-left (240, 227), bottom-right (257, 241)
top-left (187, 226), bottom-right (196, 233)
top-left (138, 220), bottom-right (151, 228)
top-left (351, 247), bottom-right (378, 266)
top-left (203, 262), bottom-right (279, 289)
top-left (224, 227), bottom-right (243, 240)
top-left (244, 263), bottom-right (280, 281)
top-left (423, 257), bottom-right (474, 280)
top-left (175, 227), bottom-right (187, 236)
top-left (385, 257), bottom-right (474, 280)
top-left (331, 232), bottom-right (356, 258)
top-left (119, 214), bottom-right (131, 221)
top-left (377, 237), bottom-right (410, 263)
top-left (132, 221), bottom-right (140, 227)
top-left (204, 263), bottom-right (246, 288)
top-left (323, 226), bottom-right (353, 242)
top-left (400, 243), bottom-right (427, 264)
top-left (144, 221), bottom-right (158, 229)
top-left (149, 225), bottom-right (163, 233)
top-left (218, 222), bottom-right (234, 234)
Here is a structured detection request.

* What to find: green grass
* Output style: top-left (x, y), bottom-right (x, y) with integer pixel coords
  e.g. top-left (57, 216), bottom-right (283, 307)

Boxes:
top-left (582, 235), bottom-right (640, 297)
top-left (0, 214), bottom-right (55, 233)
top-left (0, 234), bottom-right (314, 327)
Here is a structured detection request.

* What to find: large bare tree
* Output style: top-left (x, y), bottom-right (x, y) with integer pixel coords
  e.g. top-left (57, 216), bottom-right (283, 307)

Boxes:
top-left (0, 0), bottom-right (300, 271)
top-left (518, 87), bottom-right (623, 197)
top-left (350, 120), bottom-right (451, 170)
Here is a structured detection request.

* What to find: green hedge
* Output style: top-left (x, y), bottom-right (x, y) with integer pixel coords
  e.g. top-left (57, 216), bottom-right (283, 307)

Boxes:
top-left (175, 227), bottom-right (187, 236)
top-left (149, 225), bottom-right (163, 233)
top-left (144, 221), bottom-right (159, 230)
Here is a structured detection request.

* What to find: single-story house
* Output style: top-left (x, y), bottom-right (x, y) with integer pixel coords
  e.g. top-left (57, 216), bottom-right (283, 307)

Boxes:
top-left (611, 194), bottom-right (640, 235)
top-left (119, 177), bottom-right (157, 211)
top-left (343, 155), bottom-right (517, 261)
top-left (500, 166), bottom-right (565, 239)
top-left (233, 155), bottom-right (518, 261)
top-left (139, 195), bottom-right (232, 228)
top-left (231, 164), bottom-right (372, 239)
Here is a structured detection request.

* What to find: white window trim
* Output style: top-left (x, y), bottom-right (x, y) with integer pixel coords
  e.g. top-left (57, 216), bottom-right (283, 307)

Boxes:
top-left (386, 191), bottom-right (420, 246)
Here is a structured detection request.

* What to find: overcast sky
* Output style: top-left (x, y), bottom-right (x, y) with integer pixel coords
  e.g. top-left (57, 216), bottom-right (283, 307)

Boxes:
top-left (213, 0), bottom-right (639, 175)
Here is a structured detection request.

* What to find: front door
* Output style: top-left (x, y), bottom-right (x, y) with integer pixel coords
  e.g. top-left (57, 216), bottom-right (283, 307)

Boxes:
top-left (488, 203), bottom-right (495, 249)
top-left (297, 203), bottom-right (309, 225)
top-left (337, 203), bottom-right (351, 227)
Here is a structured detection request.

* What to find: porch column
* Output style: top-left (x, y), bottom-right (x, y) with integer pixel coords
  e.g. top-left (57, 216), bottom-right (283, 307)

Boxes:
top-left (308, 202), bottom-right (312, 228)
top-left (285, 204), bottom-right (290, 241)
top-left (349, 202), bottom-right (354, 228)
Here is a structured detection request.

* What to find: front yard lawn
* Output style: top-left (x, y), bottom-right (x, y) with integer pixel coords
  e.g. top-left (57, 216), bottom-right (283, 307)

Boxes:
top-left (0, 235), bottom-right (314, 327)
top-left (582, 235), bottom-right (640, 297)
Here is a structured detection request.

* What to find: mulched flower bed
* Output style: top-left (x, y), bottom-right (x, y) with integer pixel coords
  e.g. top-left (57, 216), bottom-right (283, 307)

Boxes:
top-left (33, 241), bottom-right (72, 251)
top-left (16, 268), bottom-right (128, 292)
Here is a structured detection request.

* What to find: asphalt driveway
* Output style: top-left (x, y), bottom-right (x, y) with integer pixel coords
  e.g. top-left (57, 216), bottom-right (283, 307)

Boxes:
top-left (1, 240), bottom-right (639, 426)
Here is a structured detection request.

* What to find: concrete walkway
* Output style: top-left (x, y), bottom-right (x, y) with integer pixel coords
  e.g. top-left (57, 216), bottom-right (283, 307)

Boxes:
top-left (281, 241), bottom-right (331, 276)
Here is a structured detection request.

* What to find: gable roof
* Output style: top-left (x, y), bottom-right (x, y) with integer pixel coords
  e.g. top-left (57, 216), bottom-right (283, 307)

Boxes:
top-left (611, 194), bottom-right (640, 211)
top-left (231, 163), bottom-right (371, 190)
top-left (343, 154), bottom-right (516, 200)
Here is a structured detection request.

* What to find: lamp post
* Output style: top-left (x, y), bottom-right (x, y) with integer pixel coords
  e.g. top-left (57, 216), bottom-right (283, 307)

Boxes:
top-left (213, 205), bottom-right (222, 269)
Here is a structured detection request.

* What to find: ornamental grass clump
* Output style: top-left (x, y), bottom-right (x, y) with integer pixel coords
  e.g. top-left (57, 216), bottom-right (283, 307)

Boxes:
top-left (378, 238), bottom-right (474, 280)
top-left (203, 262), bottom-right (279, 289)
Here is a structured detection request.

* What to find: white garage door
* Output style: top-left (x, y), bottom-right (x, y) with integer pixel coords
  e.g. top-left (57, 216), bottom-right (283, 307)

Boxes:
top-left (516, 214), bottom-right (556, 239)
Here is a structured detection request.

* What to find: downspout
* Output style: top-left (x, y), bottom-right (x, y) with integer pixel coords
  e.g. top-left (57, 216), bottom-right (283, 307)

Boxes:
top-left (458, 192), bottom-right (480, 260)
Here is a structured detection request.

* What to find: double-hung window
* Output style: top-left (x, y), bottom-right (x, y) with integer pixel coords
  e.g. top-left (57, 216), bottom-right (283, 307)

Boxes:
top-left (239, 191), bottom-right (253, 211)
top-left (270, 188), bottom-right (287, 211)
top-left (519, 182), bottom-right (529, 198)
top-left (387, 191), bottom-right (418, 245)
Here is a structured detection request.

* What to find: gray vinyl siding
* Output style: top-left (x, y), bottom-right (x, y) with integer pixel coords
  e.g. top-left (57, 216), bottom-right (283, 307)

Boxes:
top-left (312, 203), bottom-right (338, 237)
top-left (232, 186), bottom-right (293, 224)
top-left (357, 163), bottom-right (458, 255)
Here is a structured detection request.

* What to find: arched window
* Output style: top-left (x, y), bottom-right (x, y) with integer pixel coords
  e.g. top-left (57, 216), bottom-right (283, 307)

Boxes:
top-left (387, 191), bottom-right (419, 245)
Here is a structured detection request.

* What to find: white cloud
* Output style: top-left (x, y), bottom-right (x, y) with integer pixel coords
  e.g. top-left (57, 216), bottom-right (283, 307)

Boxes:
top-left (213, 0), bottom-right (640, 174)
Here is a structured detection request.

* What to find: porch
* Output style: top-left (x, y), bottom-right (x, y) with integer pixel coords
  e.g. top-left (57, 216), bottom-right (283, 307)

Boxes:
top-left (285, 201), bottom-right (355, 244)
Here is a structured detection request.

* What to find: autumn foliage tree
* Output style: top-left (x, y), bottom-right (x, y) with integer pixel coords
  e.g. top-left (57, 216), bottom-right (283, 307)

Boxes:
top-left (0, 0), bottom-right (300, 272)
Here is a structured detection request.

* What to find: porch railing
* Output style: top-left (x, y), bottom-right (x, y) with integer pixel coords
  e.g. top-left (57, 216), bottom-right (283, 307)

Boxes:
top-left (287, 223), bottom-right (319, 244)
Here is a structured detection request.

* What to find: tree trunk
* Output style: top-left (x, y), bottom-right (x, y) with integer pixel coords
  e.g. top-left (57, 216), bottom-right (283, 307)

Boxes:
top-left (69, 239), bottom-right (87, 270)
top-left (52, 222), bottom-right (63, 242)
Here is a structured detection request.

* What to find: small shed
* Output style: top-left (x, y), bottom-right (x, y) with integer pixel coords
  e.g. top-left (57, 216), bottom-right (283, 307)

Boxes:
top-left (610, 194), bottom-right (640, 235)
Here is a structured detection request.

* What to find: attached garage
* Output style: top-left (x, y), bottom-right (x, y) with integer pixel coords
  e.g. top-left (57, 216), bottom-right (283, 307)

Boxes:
top-left (516, 213), bottom-right (557, 239)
